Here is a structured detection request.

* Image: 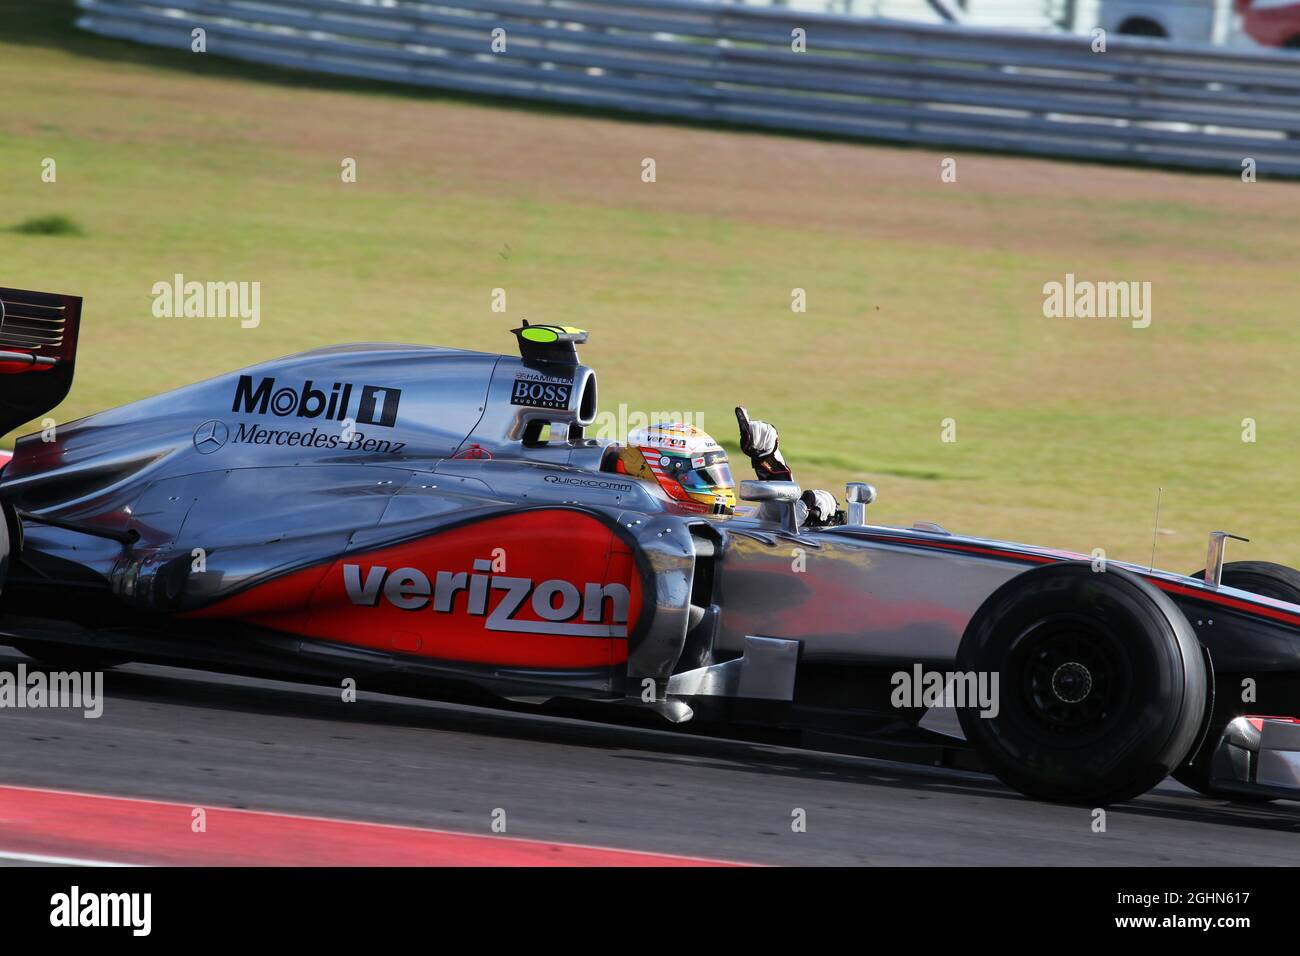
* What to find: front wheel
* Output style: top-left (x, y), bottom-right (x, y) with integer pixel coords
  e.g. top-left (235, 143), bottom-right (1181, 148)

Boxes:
top-left (956, 563), bottom-right (1206, 805)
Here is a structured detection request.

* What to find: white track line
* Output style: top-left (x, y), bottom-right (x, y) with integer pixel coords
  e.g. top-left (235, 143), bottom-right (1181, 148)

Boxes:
top-left (0, 849), bottom-right (136, 867)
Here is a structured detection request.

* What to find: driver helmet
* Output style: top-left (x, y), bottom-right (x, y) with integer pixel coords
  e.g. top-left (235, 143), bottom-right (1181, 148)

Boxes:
top-left (617, 422), bottom-right (736, 513)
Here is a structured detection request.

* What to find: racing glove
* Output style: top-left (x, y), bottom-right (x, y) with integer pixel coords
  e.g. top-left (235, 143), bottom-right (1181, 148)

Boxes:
top-left (735, 406), bottom-right (793, 482)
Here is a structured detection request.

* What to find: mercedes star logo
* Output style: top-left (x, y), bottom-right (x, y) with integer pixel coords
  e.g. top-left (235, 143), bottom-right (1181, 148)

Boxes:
top-left (193, 420), bottom-right (229, 454)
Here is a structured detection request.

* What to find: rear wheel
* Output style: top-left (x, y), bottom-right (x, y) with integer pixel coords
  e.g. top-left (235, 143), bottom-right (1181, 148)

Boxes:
top-left (1189, 560), bottom-right (1300, 603)
top-left (0, 503), bottom-right (128, 671)
top-left (956, 563), bottom-right (1206, 804)
top-left (1173, 561), bottom-right (1300, 801)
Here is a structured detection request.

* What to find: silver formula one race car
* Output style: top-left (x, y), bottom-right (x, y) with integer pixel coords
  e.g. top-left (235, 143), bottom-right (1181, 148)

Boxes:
top-left (2, 285), bottom-right (1299, 806)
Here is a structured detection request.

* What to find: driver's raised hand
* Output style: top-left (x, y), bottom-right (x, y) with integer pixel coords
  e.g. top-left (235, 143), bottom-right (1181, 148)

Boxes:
top-left (735, 406), bottom-right (779, 458)
top-left (735, 406), bottom-right (792, 482)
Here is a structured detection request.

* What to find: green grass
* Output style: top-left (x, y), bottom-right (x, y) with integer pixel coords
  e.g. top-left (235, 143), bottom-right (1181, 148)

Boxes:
top-left (2, 0), bottom-right (1300, 570)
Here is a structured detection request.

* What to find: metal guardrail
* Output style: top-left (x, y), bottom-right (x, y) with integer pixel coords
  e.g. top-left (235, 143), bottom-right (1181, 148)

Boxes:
top-left (76, 0), bottom-right (1300, 175)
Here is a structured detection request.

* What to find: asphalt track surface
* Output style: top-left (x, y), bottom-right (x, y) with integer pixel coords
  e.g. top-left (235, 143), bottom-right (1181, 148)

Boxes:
top-left (1, 647), bottom-right (1298, 866)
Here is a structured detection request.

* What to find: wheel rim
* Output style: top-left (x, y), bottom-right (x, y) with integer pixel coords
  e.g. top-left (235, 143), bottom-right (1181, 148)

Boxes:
top-left (1010, 615), bottom-right (1129, 742)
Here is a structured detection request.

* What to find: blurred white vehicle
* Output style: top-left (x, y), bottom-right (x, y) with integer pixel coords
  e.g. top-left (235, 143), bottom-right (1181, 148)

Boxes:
top-left (1089, 0), bottom-right (1233, 42)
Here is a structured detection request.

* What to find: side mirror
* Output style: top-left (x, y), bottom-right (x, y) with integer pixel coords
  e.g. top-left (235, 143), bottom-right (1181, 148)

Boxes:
top-left (739, 480), bottom-right (801, 503)
top-left (1204, 530), bottom-right (1249, 588)
top-left (739, 480), bottom-right (802, 534)
top-left (845, 482), bottom-right (877, 526)
top-left (548, 420), bottom-right (576, 445)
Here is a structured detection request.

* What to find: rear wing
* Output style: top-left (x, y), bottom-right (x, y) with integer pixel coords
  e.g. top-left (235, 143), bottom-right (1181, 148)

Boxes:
top-left (0, 287), bottom-right (82, 437)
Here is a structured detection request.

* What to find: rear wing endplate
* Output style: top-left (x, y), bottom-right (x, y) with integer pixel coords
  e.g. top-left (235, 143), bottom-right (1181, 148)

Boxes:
top-left (0, 287), bottom-right (82, 437)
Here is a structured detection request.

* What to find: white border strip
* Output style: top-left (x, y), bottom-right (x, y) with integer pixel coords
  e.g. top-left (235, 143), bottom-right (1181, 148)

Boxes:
top-left (0, 849), bottom-right (137, 867)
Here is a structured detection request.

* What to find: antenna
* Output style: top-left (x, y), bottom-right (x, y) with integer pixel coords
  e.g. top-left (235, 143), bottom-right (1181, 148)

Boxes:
top-left (1149, 486), bottom-right (1163, 571)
